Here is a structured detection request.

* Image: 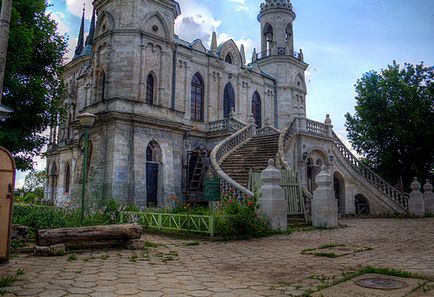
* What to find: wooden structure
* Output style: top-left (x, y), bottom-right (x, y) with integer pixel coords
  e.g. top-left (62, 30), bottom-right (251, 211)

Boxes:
top-left (0, 147), bottom-right (15, 263)
top-left (36, 224), bottom-right (142, 247)
top-left (248, 169), bottom-right (305, 215)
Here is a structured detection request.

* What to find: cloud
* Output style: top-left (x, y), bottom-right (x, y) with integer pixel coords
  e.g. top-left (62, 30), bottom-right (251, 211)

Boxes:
top-left (66, 0), bottom-right (94, 20)
top-left (229, 0), bottom-right (249, 12)
top-left (50, 11), bottom-right (70, 36)
top-left (175, 0), bottom-right (222, 47)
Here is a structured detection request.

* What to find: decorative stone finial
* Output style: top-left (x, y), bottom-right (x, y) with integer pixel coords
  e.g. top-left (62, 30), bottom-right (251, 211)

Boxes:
top-left (211, 31), bottom-right (217, 53)
top-left (240, 44), bottom-right (246, 65)
top-left (265, 117), bottom-right (270, 126)
top-left (411, 177), bottom-right (421, 191)
top-left (252, 48), bottom-right (257, 62)
top-left (229, 107), bottom-right (236, 118)
top-left (424, 180), bottom-right (433, 192)
top-left (325, 114), bottom-right (332, 125)
top-left (268, 159), bottom-right (275, 167)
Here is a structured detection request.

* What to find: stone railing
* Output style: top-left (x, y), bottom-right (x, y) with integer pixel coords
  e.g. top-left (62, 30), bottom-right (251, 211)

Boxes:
top-left (208, 116), bottom-right (248, 133)
top-left (332, 132), bottom-right (409, 210)
top-left (306, 119), bottom-right (329, 137)
top-left (276, 117), bottom-right (296, 168)
top-left (256, 125), bottom-right (281, 136)
top-left (255, 48), bottom-right (303, 62)
top-left (208, 119), bottom-right (228, 132)
top-left (210, 123), bottom-right (255, 198)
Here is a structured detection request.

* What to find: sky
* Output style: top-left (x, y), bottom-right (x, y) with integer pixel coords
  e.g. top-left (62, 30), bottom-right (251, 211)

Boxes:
top-left (16, 0), bottom-right (434, 187)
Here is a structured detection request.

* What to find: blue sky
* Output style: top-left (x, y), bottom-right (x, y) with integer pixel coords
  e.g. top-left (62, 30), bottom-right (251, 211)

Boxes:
top-left (17, 0), bottom-right (434, 187)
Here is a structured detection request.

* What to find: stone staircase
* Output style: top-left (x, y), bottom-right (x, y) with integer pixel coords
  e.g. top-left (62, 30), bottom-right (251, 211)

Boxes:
top-left (220, 133), bottom-right (279, 188)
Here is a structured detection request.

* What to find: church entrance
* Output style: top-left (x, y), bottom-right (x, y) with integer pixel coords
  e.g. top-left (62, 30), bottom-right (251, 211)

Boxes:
top-left (146, 142), bottom-right (161, 207)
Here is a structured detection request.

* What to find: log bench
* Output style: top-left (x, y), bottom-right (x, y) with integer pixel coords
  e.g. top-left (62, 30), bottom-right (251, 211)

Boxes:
top-left (36, 224), bottom-right (142, 248)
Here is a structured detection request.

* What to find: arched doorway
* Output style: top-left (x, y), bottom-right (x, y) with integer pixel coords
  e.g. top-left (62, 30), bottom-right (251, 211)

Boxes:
top-left (306, 150), bottom-right (328, 193)
top-left (355, 194), bottom-right (370, 214)
top-left (333, 172), bottom-right (345, 214)
top-left (146, 141), bottom-right (161, 207)
top-left (50, 162), bottom-right (58, 205)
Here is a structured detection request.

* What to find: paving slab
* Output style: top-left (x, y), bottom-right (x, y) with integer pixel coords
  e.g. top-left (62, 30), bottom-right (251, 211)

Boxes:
top-left (0, 218), bottom-right (433, 296)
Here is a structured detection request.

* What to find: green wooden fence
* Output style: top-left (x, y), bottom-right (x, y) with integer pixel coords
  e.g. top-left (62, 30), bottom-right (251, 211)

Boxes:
top-left (248, 169), bottom-right (304, 215)
top-left (120, 212), bottom-right (216, 237)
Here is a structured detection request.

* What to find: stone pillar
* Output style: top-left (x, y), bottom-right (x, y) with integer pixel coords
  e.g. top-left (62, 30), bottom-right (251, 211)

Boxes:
top-left (298, 108), bottom-right (307, 132)
top-left (311, 165), bottom-right (338, 228)
top-left (324, 114), bottom-right (333, 137)
top-left (409, 177), bottom-right (424, 217)
top-left (259, 159), bottom-right (288, 231)
top-left (248, 112), bottom-right (256, 136)
top-left (423, 180), bottom-right (434, 215)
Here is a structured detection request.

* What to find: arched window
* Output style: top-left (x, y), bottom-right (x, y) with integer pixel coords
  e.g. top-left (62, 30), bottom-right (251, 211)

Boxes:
top-left (64, 163), bottom-right (70, 194)
top-left (225, 53), bottom-right (233, 64)
top-left (223, 83), bottom-right (235, 119)
top-left (252, 91), bottom-right (262, 128)
top-left (146, 74), bottom-right (154, 105)
top-left (99, 71), bottom-right (106, 101)
top-left (191, 73), bottom-right (204, 121)
top-left (263, 23), bottom-right (273, 52)
top-left (146, 145), bottom-right (153, 162)
top-left (285, 23), bottom-right (293, 46)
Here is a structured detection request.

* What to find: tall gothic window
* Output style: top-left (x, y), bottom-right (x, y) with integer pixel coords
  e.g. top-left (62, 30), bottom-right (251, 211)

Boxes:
top-left (99, 71), bottom-right (106, 101)
top-left (223, 83), bottom-right (235, 118)
top-left (191, 73), bottom-right (204, 121)
top-left (225, 54), bottom-right (233, 64)
top-left (146, 74), bottom-right (154, 105)
top-left (252, 91), bottom-right (262, 128)
top-left (64, 163), bottom-right (70, 194)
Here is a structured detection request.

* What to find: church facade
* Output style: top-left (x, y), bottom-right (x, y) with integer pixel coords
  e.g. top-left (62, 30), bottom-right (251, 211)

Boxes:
top-left (45, 0), bottom-right (409, 216)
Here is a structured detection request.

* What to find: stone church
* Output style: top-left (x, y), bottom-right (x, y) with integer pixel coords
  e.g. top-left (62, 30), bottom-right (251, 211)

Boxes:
top-left (45, 0), bottom-right (409, 216)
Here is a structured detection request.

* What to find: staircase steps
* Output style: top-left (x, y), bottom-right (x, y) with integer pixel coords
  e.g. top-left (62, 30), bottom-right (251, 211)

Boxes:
top-left (287, 214), bottom-right (309, 228)
top-left (220, 133), bottom-right (279, 188)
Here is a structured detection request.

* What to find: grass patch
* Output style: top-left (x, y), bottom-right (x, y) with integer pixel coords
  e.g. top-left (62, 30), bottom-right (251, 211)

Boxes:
top-left (0, 269), bottom-right (25, 295)
top-left (309, 266), bottom-right (434, 295)
top-left (67, 254), bottom-right (77, 262)
top-left (183, 241), bottom-right (200, 246)
top-left (129, 253), bottom-right (138, 262)
top-left (312, 252), bottom-right (338, 258)
top-left (143, 241), bottom-right (159, 248)
top-left (101, 254), bottom-right (109, 260)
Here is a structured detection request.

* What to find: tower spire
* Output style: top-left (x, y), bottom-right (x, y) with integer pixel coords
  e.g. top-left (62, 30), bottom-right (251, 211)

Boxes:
top-left (82, 6), bottom-right (96, 56)
top-left (74, 4), bottom-right (86, 58)
top-left (85, 7), bottom-right (96, 47)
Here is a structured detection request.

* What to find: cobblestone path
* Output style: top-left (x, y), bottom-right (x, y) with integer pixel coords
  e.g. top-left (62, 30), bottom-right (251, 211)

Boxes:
top-left (1, 218), bottom-right (434, 296)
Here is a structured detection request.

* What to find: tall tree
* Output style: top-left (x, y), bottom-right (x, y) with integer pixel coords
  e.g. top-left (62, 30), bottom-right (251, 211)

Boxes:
top-left (345, 61), bottom-right (434, 189)
top-left (0, 0), bottom-right (67, 170)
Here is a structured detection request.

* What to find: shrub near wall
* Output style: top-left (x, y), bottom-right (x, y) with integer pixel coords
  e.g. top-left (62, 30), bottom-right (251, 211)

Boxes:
top-left (215, 191), bottom-right (271, 238)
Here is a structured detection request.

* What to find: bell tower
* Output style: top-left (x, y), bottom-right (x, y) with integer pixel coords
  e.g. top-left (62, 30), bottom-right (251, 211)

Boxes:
top-left (258, 0), bottom-right (295, 55)
top-left (256, 0), bottom-right (308, 129)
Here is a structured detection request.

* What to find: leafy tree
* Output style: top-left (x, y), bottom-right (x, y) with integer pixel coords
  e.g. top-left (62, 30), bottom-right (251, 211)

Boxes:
top-left (0, 0), bottom-right (67, 170)
top-left (345, 61), bottom-right (434, 190)
top-left (23, 170), bottom-right (45, 195)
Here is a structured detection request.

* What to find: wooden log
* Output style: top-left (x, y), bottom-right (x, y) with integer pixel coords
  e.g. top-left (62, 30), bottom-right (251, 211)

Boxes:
top-left (36, 224), bottom-right (142, 246)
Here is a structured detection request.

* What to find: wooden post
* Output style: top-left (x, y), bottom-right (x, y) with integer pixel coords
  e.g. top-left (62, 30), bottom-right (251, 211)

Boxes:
top-left (0, 147), bottom-right (15, 264)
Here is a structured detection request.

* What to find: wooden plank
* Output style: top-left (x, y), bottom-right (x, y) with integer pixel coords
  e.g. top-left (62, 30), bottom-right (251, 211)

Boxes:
top-left (0, 147), bottom-right (15, 263)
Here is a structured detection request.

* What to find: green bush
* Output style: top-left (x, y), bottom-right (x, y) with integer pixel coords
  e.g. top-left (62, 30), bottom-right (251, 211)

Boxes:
top-left (215, 190), bottom-right (271, 238)
top-left (12, 198), bottom-right (134, 233)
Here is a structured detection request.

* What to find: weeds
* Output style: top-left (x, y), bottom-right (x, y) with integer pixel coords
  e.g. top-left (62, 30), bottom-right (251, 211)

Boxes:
top-left (67, 254), bottom-right (77, 262)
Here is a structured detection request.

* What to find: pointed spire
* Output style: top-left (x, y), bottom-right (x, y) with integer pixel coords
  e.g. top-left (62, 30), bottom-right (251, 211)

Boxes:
top-left (240, 44), bottom-right (246, 65)
top-left (210, 31), bottom-right (217, 54)
top-left (82, 6), bottom-right (96, 56)
top-left (74, 4), bottom-right (86, 58)
top-left (85, 7), bottom-right (96, 47)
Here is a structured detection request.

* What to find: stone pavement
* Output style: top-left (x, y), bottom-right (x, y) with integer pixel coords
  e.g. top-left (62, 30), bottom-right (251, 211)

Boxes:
top-left (1, 218), bottom-right (434, 297)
